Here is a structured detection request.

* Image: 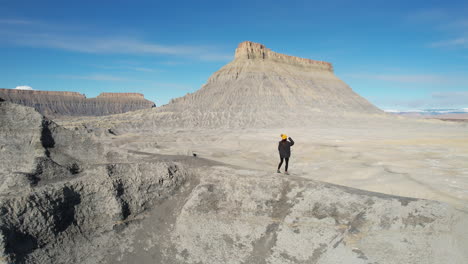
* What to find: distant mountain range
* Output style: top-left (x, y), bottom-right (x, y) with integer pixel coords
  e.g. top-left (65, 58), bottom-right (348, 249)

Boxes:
top-left (385, 108), bottom-right (468, 115)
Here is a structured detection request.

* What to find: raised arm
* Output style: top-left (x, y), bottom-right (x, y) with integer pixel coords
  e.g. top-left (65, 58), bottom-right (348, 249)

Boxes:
top-left (288, 137), bottom-right (294, 146)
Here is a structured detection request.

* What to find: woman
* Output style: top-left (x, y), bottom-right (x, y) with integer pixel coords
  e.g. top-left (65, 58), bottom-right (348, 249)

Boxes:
top-left (277, 134), bottom-right (294, 174)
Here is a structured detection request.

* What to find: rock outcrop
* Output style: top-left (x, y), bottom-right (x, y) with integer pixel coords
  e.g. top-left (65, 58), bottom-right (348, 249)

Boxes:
top-left (0, 102), bottom-right (188, 264)
top-left (139, 167), bottom-right (468, 264)
top-left (68, 41), bottom-right (383, 131)
top-left (1, 100), bottom-right (468, 264)
top-left (157, 41), bottom-right (382, 128)
top-left (0, 89), bottom-right (155, 118)
top-left (234, 41), bottom-right (333, 71)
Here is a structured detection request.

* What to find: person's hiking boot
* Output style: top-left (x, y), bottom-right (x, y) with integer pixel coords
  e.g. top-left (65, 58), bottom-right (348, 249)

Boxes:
top-left (285, 171), bottom-right (289, 175)
top-left (277, 170), bottom-right (281, 173)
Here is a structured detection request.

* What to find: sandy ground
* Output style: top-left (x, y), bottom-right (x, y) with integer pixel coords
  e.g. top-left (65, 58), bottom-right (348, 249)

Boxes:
top-left (47, 112), bottom-right (468, 263)
top-left (102, 121), bottom-right (468, 211)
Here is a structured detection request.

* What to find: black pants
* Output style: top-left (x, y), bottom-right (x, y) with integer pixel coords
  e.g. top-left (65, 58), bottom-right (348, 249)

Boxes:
top-left (278, 157), bottom-right (289, 171)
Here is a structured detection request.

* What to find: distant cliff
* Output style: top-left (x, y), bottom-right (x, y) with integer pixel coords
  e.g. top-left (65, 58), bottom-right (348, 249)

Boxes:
top-left (0, 89), bottom-right (155, 117)
top-left (234, 41), bottom-right (333, 71)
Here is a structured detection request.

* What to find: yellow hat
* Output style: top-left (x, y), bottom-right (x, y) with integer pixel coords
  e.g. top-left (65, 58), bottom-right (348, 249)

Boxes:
top-left (281, 134), bottom-right (287, 140)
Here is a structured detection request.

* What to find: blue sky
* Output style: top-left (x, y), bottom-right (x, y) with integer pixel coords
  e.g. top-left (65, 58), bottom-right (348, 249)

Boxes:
top-left (1, 0), bottom-right (467, 110)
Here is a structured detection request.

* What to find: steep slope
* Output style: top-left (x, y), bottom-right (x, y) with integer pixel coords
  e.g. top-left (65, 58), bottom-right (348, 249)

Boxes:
top-left (0, 101), bottom-right (189, 264)
top-left (70, 41), bottom-right (383, 131)
top-left (0, 89), bottom-right (155, 117)
top-left (156, 41), bottom-right (382, 128)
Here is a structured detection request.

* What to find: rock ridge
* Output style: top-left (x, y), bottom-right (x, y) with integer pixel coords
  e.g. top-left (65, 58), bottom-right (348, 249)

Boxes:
top-left (0, 89), bottom-right (85, 98)
top-left (0, 88), bottom-right (155, 118)
top-left (0, 101), bottom-right (189, 264)
top-left (235, 41), bottom-right (333, 72)
top-left (97, 93), bottom-right (145, 98)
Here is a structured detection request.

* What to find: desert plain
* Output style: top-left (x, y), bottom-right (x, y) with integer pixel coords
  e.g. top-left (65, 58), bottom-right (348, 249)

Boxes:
top-left (84, 120), bottom-right (468, 211)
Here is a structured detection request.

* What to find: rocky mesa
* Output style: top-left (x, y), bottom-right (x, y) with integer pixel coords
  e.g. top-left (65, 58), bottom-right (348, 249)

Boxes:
top-left (0, 89), bottom-right (155, 118)
top-left (159, 41), bottom-right (382, 127)
top-left (68, 41), bottom-right (383, 132)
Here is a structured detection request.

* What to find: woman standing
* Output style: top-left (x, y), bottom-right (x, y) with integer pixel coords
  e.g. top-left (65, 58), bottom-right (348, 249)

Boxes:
top-left (277, 134), bottom-right (294, 174)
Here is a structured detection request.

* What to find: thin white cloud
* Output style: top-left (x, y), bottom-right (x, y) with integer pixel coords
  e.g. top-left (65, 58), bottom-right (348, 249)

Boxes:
top-left (92, 64), bottom-right (161, 73)
top-left (0, 19), bottom-right (33, 25)
top-left (407, 8), bottom-right (468, 50)
top-left (383, 109), bottom-right (403, 113)
top-left (440, 19), bottom-right (468, 30)
top-left (430, 37), bottom-right (468, 48)
top-left (150, 82), bottom-right (193, 91)
top-left (372, 91), bottom-right (468, 110)
top-left (370, 97), bottom-right (430, 109)
top-left (132, 67), bottom-right (159, 73)
top-left (431, 91), bottom-right (468, 107)
top-left (0, 24), bottom-right (233, 61)
top-left (57, 74), bottom-right (128, 81)
top-left (14, 85), bottom-right (33, 90)
top-left (39, 34), bottom-right (228, 61)
top-left (407, 8), bottom-right (449, 23)
top-left (197, 53), bottom-right (234, 61)
top-left (432, 91), bottom-right (468, 99)
top-left (344, 73), bottom-right (464, 84)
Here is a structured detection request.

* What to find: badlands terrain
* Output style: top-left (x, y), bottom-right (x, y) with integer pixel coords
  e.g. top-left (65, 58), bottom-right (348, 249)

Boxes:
top-left (1, 41), bottom-right (467, 264)
top-left (0, 89), bottom-right (155, 118)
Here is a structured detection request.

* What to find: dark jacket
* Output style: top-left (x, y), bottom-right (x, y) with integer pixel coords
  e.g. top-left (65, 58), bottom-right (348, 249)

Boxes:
top-left (278, 138), bottom-right (294, 158)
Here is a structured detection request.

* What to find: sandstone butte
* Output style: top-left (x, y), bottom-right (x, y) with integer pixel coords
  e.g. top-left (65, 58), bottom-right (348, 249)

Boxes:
top-left (78, 41), bottom-right (384, 131)
top-left (167, 41), bottom-right (383, 122)
top-left (0, 89), bottom-right (155, 117)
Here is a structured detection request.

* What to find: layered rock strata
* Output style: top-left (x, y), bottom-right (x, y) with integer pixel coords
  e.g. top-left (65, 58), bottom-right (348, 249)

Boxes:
top-left (157, 41), bottom-right (383, 128)
top-left (1, 102), bottom-right (467, 264)
top-left (235, 41), bottom-right (333, 71)
top-left (68, 41), bottom-right (383, 131)
top-left (0, 89), bottom-right (155, 117)
top-left (0, 102), bottom-right (188, 264)
top-left (141, 167), bottom-right (468, 264)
